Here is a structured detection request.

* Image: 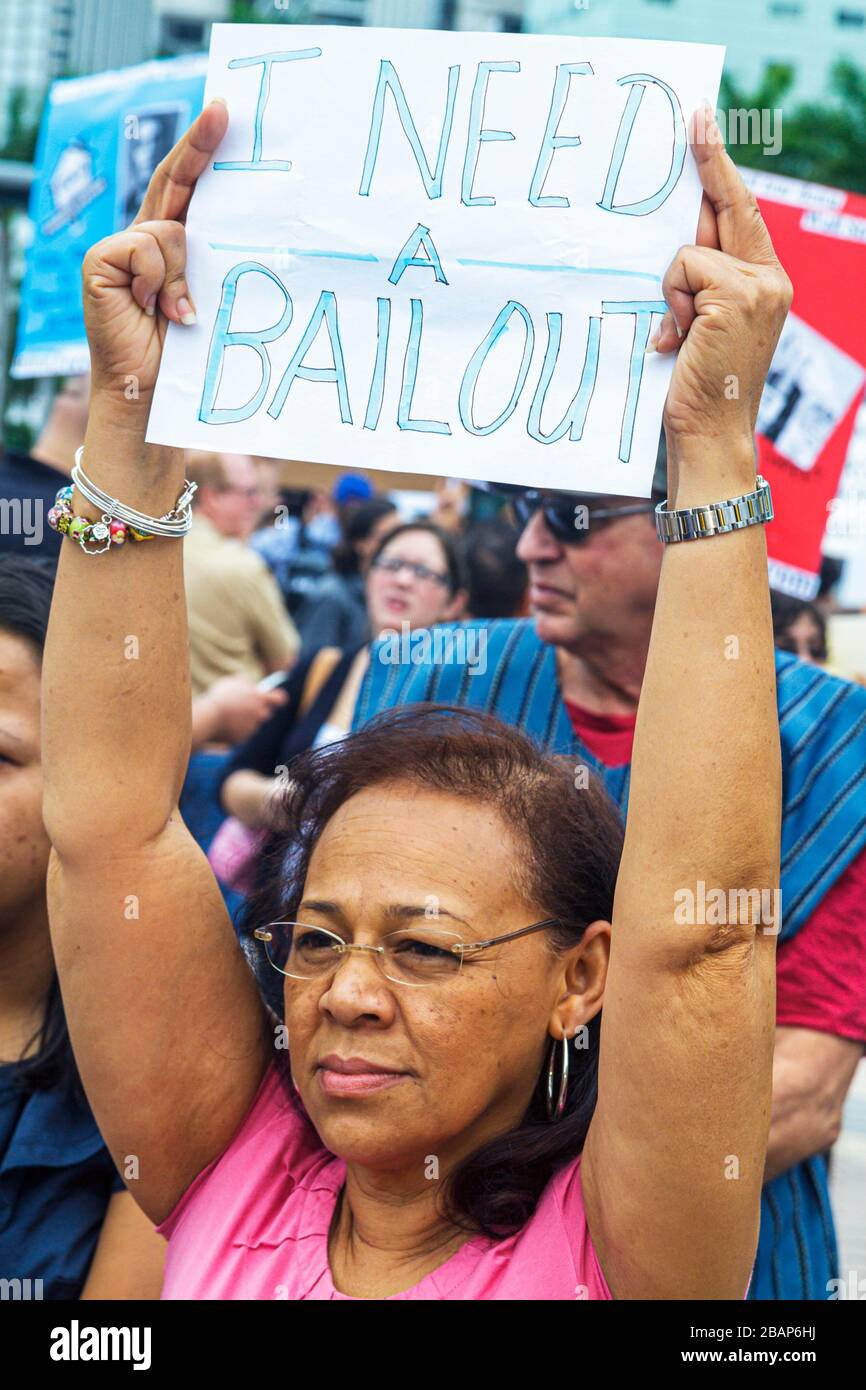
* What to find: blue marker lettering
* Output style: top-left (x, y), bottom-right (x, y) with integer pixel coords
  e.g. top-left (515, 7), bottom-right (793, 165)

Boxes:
top-left (388, 224), bottom-right (448, 285)
top-left (459, 300), bottom-right (534, 435)
top-left (199, 262), bottom-right (293, 424)
top-left (529, 62), bottom-right (593, 208)
top-left (364, 297), bottom-right (391, 430)
top-left (527, 312), bottom-right (601, 443)
top-left (461, 61), bottom-right (520, 207)
top-left (214, 49), bottom-right (322, 172)
top-left (398, 298), bottom-right (451, 434)
top-left (268, 290), bottom-right (352, 424)
top-left (598, 74), bottom-right (686, 216)
top-left (360, 60), bottom-right (460, 199)
top-left (602, 299), bottom-right (666, 460)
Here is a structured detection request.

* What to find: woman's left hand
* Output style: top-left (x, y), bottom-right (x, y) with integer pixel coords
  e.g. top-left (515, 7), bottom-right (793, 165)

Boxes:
top-left (654, 108), bottom-right (793, 454)
top-left (82, 101), bottom-right (228, 403)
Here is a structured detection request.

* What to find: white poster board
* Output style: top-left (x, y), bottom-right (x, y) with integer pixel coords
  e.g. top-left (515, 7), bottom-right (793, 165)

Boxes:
top-left (147, 24), bottom-right (724, 495)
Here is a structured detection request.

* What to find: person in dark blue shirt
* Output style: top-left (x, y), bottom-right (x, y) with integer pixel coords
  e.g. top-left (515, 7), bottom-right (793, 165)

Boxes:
top-left (0, 555), bottom-right (165, 1299)
top-left (0, 376), bottom-right (92, 567)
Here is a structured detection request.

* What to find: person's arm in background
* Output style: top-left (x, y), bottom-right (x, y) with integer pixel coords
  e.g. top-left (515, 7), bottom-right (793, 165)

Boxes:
top-left (581, 112), bottom-right (792, 1300)
top-left (221, 769), bottom-right (282, 829)
top-left (191, 674), bottom-right (287, 750)
top-left (218, 652), bottom-right (315, 825)
top-left (766, 848), bottom-right (866, 1179)
top-left (766, 1028), bottom-right (864, 1181)
top-left (80, 1190), bottom-right (166, 1300)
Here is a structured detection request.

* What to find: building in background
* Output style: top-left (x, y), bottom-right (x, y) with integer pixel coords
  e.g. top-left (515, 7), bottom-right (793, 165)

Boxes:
top-left (156, 0), bottom-right (227, 54)
top-left (0, 0), bottom-right (158, 148)
top-left (157, 0), bottom-right (369, 52)
top-left (524, 0), bottom-right (866, 103)
top-left (0, 0), bottom-right (383, 149)
top-left (367, 0), bottom-right (522, 28)
top-left (6, 0), bottom-right (866, 147)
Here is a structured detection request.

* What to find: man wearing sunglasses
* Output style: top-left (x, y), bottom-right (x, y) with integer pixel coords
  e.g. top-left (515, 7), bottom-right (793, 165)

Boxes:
top-left (495, 471), bottom-right (665, 726)
top-left (355, 435), bottom-right (866, 1304)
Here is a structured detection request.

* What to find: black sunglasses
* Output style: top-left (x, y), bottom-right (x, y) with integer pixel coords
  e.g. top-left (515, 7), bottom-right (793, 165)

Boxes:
top-left (508, 489), bottom-right (657, 544)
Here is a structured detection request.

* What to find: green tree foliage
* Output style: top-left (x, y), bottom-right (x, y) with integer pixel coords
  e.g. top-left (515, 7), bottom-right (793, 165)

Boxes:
top-left (228, 0), bottom-right (310, 22)
top-left (721, 60), bottom-right (866, 194)
top-left (1, 90), bottom-right (43, 451)
top-left (0, 87), bottom-right (40, 163)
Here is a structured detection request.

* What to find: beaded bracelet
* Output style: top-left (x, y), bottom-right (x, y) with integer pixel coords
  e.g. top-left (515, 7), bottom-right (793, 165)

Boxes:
top-left (47, 485), bottom-right (156, 554)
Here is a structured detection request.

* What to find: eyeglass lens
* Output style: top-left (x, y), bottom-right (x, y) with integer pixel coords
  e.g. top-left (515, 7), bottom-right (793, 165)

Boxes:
top-left (259, 922), bottom-right (464, 986)
top-left (375, 557), bottom-right (447, 584)
top-left (511, 497), bottom-right (589, 543)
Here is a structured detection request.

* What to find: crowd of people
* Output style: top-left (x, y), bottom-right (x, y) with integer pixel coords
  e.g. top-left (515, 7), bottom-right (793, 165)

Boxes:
top-left (1, 98), bottom-right (865, 1303)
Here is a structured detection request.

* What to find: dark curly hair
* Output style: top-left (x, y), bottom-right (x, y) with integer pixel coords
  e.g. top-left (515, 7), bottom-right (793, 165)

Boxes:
top-left (238, 704), bottom-right (623, 1239)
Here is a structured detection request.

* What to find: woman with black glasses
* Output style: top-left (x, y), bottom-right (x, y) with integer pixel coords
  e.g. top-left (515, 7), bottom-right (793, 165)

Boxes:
top-left (42, 102), bottom-right (791, 1299)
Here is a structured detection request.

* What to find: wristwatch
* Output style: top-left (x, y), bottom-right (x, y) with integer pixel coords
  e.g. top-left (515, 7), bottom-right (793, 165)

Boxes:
top-left (655, 475), bottom-right (773, 544)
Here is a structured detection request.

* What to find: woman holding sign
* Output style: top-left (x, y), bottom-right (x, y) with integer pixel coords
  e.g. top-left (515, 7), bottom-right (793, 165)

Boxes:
top-left (42, 101), bottom-right (791, 1299)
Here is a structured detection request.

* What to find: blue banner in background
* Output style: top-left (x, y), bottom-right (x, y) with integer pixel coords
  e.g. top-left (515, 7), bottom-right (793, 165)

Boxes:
top-left (12, 54), bottom-right (206, 379)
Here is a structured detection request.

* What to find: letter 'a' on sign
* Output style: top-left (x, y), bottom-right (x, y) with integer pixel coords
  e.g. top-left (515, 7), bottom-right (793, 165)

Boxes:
top-left (148, 24), bottom-right (725, 499)
top-left (268, 290), bottom-right (353, 424)
top-left (389, 224), bottom-right (449, 285)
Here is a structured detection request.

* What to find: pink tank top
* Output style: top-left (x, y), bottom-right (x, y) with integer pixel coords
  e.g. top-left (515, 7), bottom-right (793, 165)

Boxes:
top-left (157, 1066), bottom-right (612, 1301)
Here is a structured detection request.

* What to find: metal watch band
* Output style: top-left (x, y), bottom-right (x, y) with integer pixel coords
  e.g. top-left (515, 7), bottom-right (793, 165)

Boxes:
top-left (655, 475), bottom-right (773, 544)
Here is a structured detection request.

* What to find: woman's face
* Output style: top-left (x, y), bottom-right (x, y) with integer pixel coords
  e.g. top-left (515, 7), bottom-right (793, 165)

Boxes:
top-left (778, 612), bottom-right (827, 665)
top-left (282, 783), bottom-right (609, 1175)
top-left (365, 530), bottom-right (464, 635)
top-left (0, 633), bottom-right (50, 925)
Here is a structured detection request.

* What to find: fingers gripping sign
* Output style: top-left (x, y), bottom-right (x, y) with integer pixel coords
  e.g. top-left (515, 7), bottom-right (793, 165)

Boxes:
top-left (82, 100), bottom-right (229, 398)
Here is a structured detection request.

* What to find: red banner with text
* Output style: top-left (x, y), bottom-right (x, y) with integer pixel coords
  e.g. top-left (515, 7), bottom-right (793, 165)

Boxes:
top-left (743, 169), bottom-right (866, 598)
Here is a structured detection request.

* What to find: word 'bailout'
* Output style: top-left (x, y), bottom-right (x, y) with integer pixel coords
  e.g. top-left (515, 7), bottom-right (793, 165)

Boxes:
top-left (199, 265), bottom-right (667, 463)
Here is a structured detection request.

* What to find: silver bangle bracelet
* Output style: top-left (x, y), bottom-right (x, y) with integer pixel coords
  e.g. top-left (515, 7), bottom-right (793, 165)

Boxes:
top-left (655, 475), bottom-right (773, 544)
top-left (71, 447), bottom-right (197, 539)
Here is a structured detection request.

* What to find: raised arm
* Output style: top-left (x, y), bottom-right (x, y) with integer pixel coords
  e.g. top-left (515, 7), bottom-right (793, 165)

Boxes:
top-left (582, 114), bottom-right (791, 1299)
top-left (42, 105), bottom-right (269, 1224)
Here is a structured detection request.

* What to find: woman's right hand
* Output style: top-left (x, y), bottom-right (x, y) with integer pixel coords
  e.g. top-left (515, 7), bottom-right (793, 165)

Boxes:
top-left (81, 101), bottom-right (228, 399)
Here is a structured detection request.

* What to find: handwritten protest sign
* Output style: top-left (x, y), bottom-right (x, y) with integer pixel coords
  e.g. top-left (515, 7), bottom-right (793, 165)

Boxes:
top-left (147, 25), bottom-right (724, 495)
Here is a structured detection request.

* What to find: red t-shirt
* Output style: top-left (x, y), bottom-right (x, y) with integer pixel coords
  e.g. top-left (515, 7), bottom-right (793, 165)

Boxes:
top-left (565, 697), bottom-right (866, 1045)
